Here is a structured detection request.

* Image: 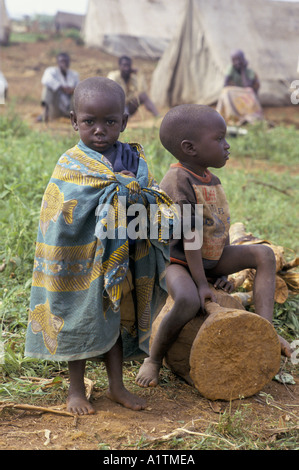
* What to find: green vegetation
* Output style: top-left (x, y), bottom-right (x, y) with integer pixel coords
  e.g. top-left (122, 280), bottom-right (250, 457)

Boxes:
top-left (9, 31), bottom-right (48, 43)
top-left (0, 110), bottom-right (298, 450)
top-left (9, 23), bottom-right (84, 46)
top-left (230, 122), bottom-right (299, 166)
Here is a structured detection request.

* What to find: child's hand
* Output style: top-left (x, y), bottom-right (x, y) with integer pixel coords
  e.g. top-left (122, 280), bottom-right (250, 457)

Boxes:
top-left (213, 276), bottom-right (234, 293)
top-left (198, 283), bottom-right (217, 312)
top-left (120, 170), bottom-right (135, 177)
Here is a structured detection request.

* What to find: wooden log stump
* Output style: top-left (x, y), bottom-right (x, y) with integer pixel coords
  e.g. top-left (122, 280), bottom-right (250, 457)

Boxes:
top-left (150, 290), bottom-right (281, 401)
top-left (150, 289), bottom-right (246, 386)
top-left (189, 302), bottom-right (281, 400)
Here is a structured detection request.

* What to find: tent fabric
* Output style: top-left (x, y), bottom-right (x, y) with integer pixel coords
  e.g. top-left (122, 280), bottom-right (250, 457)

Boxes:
top-left (151, 0), bottom-right (299, 107)
top-left (82, 0), bottom-right (184, 59)
top-left (0, 0), bottom-right (10, 45)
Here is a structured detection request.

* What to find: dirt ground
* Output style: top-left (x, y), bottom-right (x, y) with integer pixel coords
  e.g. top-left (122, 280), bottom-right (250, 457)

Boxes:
top-left (0, 374), bottom-right (298, 451)
top-left (0, 37), bottom-right (298, 451)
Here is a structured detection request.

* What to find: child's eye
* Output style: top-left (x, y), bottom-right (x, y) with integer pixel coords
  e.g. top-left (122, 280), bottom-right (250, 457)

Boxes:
top-left (84, 119), bottom-right (94, 126)
top-left (106, 120), bottom-right (115, 126)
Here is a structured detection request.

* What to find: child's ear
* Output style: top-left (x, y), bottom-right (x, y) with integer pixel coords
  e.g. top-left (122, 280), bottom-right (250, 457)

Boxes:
top-left (70, 110), bottom-right (78, 131)
top-left (181, 139), bottom-right (196, 155)
top-left (121, 113), bottom-right (128, 132)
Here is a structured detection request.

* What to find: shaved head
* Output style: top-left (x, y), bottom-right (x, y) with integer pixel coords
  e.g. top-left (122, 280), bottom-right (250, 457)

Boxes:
top-left (159, 104), bottom-right (220, 158)
top-left (72, 76), bottom-right (126, 113)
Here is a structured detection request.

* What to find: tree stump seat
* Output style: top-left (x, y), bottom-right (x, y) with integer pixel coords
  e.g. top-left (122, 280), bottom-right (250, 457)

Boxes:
top-left (150, 289), bottom-right (281, 401)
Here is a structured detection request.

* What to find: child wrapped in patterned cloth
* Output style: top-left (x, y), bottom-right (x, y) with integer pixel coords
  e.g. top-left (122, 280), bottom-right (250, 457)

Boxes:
top-left (25, 77), bottom-right (174, 415)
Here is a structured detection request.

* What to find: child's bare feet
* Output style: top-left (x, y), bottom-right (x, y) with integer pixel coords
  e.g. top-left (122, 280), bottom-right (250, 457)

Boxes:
top-left (135, 357), bottom-right (161, 388)
top-left (106, 385), bottom-right (146, 410)
top-left (67, 390), bottom-right (95, 415)
top-left (278, 334), bottom-right (292, 358)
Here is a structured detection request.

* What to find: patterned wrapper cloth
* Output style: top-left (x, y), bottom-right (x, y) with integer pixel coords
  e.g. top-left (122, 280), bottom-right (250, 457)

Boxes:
top-left (25, 140), bottom-right (175, 361)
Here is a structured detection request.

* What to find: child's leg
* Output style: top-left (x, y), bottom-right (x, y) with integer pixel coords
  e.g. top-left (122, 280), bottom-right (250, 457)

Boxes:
top-left (209, 244), bottom-right (275, 320)
top-left (136, 264), bottom-right (201, 387)
top-left (67, 359), bottom-right (95, 415)
top-left (209, 244), bottom-right (291, 357)
top-left (104, 334), bottom-right (146, 410)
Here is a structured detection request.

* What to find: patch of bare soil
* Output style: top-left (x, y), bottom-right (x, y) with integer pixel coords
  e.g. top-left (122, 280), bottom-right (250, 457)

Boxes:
top-left (0, 369), bottom-right (298, 451)
top-left (0, 38), bottom-right (298, 451)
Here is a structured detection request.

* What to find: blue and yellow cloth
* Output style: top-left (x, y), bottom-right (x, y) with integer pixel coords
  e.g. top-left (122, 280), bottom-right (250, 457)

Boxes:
top-left (25, 140), bottom-right (174, 361)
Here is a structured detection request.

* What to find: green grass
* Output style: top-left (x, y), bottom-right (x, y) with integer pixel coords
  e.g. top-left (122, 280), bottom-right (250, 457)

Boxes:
top-left (229, 121), bottom-right (299, 166)
top-left (0, 111), bottom-right (298, 449)
top-left (9, 26), bottom-right (84, 46)
top-left (9, 32), bottom-right (49, 44)
top-left (217, 166), bottom-right (299, 252)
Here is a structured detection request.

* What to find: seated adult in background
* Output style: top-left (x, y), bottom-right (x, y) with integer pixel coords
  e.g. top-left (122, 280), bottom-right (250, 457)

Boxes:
top-left (216, 49), bottom-right (263, 124)
top-left (0, 70), bottom-right (8, 104)
top-left (38, 52), bottom-right (79, 122)
top-left (108, 56), bottom-right (159, 118)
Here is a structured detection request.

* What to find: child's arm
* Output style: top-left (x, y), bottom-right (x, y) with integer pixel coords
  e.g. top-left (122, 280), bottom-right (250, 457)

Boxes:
top-left (184, 234), bottom-right (217, 311)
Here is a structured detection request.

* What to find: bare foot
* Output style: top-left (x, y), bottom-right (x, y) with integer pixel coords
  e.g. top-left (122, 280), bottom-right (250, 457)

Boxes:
top-left (67, 391), bottom-right (95, 415)
top-left (278, 334), bottom-right (292, 358)
top-left (135, 357), bottom-right (161, 388)
top-left (106, 386), bottom-right (146, 411)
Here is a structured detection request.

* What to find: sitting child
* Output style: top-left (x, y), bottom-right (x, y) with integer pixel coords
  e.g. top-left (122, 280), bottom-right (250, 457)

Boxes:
top-left (25, 77), bottom-right (173, 414)
top-left (136, 104), bottom-right (291, 388)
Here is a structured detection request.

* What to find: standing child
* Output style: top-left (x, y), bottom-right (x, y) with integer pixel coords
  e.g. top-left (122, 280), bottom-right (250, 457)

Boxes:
top-left (25, 77), bottom-right (173, 414)
top-left (136, 104), bottom-right (291, 388)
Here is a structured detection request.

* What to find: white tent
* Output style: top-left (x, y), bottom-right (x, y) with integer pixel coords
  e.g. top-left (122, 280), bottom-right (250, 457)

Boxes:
top-left (0, 0), bottom-right (10, 45)
top-left (151, 0), bottom-right (299, 107)
top-left (82, 0), bottom-right (184, 59)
